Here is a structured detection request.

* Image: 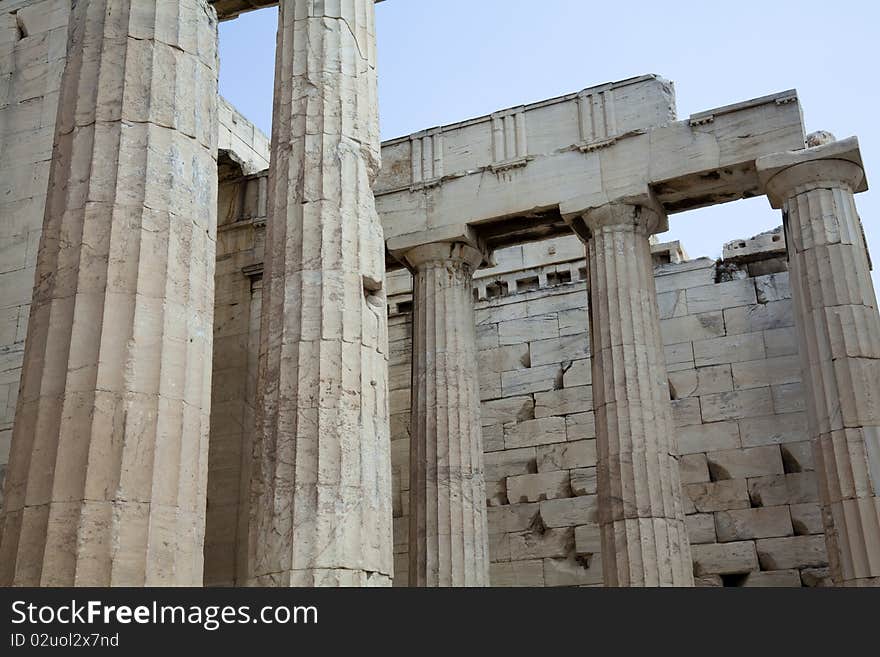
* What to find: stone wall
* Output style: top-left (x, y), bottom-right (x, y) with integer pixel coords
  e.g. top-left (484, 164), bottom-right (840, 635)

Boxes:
top-left (0, 0), bottom-right (70, 508)
top-left (386, 231), bottom-right (831, 587)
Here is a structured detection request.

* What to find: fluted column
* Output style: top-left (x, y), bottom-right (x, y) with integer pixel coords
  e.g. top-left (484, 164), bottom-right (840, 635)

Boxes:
top-left (402, 241), bottom-right (490, 587)
top-left (249, 0), bottom-right (392, 587)
top-left (582, 202), bottom-right (693, 587)
top-left (759, 136), bottom-right (880, 586)
top-left (0, 0), bottom-right (219, 586)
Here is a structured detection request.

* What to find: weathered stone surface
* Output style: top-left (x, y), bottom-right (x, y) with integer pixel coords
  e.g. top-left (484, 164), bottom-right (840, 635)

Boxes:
top-left (249, 0), bottom-right (392, 587)
top-left (760, 137), bottom-right (880, 586)
top-left (706, 446), bottom-right (784, 480)
top-left (714, 507), bottom-right (793, 542)
top-left (489, 560), bottom-right (544, 586)
top-left (509, 527), bottom-right (574, 560)
top-left (504, 416), bottom-right (567, 449)
top-left (536, 440), bottom-right (596, 472)
top-left (692, 541), bottom-right (758, 576)
top-left (684, 480), bottom-right (751, 513)
top-left (582, 202), bottom-right (692, 587)
top-left (403, 241), bottom-right (490, 587)
top-left (0, 0), bottom-right (219, 587)
top-left (539, 495), bottom-right (598, 528)
top-left (748, 473), bottom-right (819, 507)
top-left (506, 471), bottom-right (571, 503)
top-left (756, 536), bottom-right (828, 571)
top-left (741, 569), bottom-right (801, 587)
top-left (677, 421), bottom-right (741, 455)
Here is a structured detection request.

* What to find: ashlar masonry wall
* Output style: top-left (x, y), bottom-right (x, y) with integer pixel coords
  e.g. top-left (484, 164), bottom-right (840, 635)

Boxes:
top-left (386, 231), bottom-right (831, 587)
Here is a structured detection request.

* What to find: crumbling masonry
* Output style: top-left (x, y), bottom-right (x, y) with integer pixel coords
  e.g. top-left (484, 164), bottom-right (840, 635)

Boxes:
top-left (0, 0), bottom-right (878, 587)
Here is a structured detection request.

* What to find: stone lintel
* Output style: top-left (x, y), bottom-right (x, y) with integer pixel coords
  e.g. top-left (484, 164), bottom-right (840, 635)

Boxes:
top-left (757, 136), bottom-right (868, 208)
top-left (210, 0), bottom-right (383, 21)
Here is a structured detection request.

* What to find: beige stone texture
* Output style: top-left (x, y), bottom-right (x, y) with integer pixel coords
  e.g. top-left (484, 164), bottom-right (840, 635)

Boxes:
top-left (401, 240), bottom-right (490, 587)
top-left (248, 0), bottom-right (393, 587)
top-left (582, 201), bottom-right (693, 587)
top-left (0, 0), bottom-right (219, 586)
top-left (759, 137), bottom-right (880, 586)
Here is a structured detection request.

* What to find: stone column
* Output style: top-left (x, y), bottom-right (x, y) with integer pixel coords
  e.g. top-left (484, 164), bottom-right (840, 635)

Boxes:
top-left (0, 0), bottom-right (219, 586)
top-left (249, 0), bottom-right (392, 587)
top-left (398, 240), bottom-right (490, 587)
top-left (577, 201), bottom-right (693, 586)
top-left (759, 136), bottom-right (880, 586)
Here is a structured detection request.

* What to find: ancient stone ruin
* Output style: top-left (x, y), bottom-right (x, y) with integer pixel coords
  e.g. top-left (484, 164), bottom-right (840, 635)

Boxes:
top-left (0, 0), bottom-right (878, 587)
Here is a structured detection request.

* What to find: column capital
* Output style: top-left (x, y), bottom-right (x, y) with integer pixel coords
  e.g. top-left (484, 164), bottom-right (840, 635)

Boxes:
top-left (565, 193), bottom-right (668, 243)
top-left (757, 136), bottom-right (868, 209)
top-left (387, 224), bottom-right (489, 272)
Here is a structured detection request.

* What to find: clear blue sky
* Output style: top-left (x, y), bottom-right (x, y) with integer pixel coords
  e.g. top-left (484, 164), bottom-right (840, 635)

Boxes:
top-left (218, 0), bottom-right (880, 294)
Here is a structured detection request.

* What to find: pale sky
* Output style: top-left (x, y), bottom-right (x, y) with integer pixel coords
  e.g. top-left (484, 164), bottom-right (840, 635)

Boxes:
top-left (218, 0), bottom-right (880, 295)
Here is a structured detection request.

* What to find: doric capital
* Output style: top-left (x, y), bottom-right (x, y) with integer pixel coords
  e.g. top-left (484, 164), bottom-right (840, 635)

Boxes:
top-left (387, 224), bottom-right (489, 272)
top-left (757, 136), bottom-right (868, 209)
top-left (566, 194), bottom-right (668, 243)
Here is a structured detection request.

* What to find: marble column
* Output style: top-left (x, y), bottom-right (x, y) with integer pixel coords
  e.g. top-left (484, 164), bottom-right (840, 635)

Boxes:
top-left (580, 201), bottom-right (693, 587)
top-left (400, 241), bottom-right (490, 587)
top-left (0, 0), bottom-right (219, 586)
top-left (249, 0), bottom-right (392, 587)
top-left (759, 136), bottom-right (880, 586)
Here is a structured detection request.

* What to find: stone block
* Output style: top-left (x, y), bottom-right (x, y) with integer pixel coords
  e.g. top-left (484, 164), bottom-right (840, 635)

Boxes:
top-left (700, 388), bottom-right (774, 422)
top-left (677, 420), bottom-right (741, 454)
top-left (706, 445), bottom-right (784, 480)
top-left (669, 364), bottom-right (732, 399)
top-left (754, 272), bottom-right (791, 303)
top-left (780, 441), bottom-right (814, 473)
top-left (771, 382), bottom-right (804, 414)
top-left (482, 423), bottom-right (505, 452)
top-left (679, 453), bottom-right (710, 484)
top-left (481, 395), bottom-right (534, 427)
top-left (656, 289), bottom-right (688, 320)
top-left (570, 468), bottom-right (597, 496)
top-left (485, 447), bottom-right (537, 482)
top-left (574, 523), bottom-right (601, 554)
top-left (530, 333), bottom-right (589, 367)
top-left (501, 364), bottom-right (560, 396)
top-left (790, 503), bottom-right (824, 535)
top-left (693, 332), bottom-right (766, 367)
top-left (478, 343), bottom-right (531, 373)
top-left (488, 533), bottom-right (511, 562)
top-left (487, 503), bottom-right (540, 534)
top-left (672, 397), bottom-right (702, 427)
top-left (504, 416), bottom-right (567, 449)
top-left (543, 555), bottom-right (603, 586)
top-left (562, 358), bottom-right (591, 387)
top-left (654, 258), bottom-right (716, 294)
top-left (695, 575), bottom-right (723, 587)
top-left (731, 355), bottom-right (800, 390)
top-left (714, 506), bottom-right (793, 542)
top-left (534, 385), bottom-right (592, 418)
top-left (506, 471), bottom-right (571, 503)
top-left (509, 527), bottom-right (574, 560)
top-left (539, 495), bottom-right (598, 528)
top-left (763, 327), bottom-right (798, 358)
top-left (498, 314), bottom-right (558, 345)
top-left (686, 513), bottom-right (717, 544)
top-left (738, 412), bottom-right (808, 447)
top-left (741, 569), bottom-right (801, 587)
top-left (536, 439), bottom-right (596, 472)
top-left (748, 472), bottom-right (819, 507)
top-left (800, 567), bottom-right (833, 587)
top-left (686, 279), bottom-right (757, 314)
top-left (684, 480), bottom-right (750, 512)
top-left (490, 560), bottom-right (545, 586)
top-left (724, 300), bottom-right (794, 335)
top-left (665, 342), bottom-right (695, 370)
top-left (558, 308), bottom-right (588, 337)
top-left (756, 535), bottom-right (828, 570)
top-left (692, 541), bottom-right (758, 576)
top-left (660, 312), bottom-right (725, 345)
top-left (565, 411), bottom-right (596, 441)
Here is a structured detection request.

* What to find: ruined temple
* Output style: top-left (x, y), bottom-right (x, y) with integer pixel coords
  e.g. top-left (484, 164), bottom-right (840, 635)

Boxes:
top-left (0, 0), bottom-right (878, 587)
